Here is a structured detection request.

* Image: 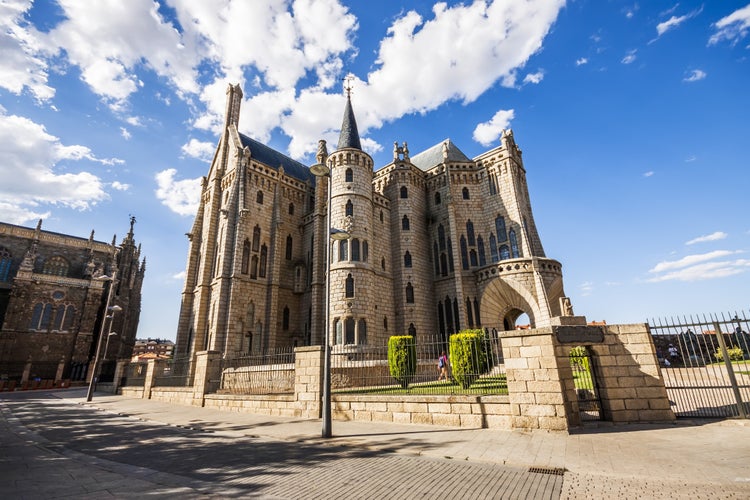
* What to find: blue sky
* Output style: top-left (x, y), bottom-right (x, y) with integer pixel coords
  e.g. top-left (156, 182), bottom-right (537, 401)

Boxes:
top-left (1, 0), bottom-right (748, 340)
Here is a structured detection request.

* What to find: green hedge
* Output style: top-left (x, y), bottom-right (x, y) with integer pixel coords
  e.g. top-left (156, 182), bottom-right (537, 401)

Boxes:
top-left (449, 330), bottom-right (485, 389)
top-left (388, 335), bottom-right (417, 389)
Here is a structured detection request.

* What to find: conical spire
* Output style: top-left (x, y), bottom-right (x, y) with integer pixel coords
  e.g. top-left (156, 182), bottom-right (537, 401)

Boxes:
top-left (337, 94), bottom-right (362, 151)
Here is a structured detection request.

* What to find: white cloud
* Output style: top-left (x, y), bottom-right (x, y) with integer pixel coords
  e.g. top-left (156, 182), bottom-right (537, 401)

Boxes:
top-left (172, 270), bottom-right (186, 281)
top-left (686, 232), bottom-right (728, 245)
top-left (656, 9), bottom-right (700, 37)
top-left (621, 49), bottom-right (637, 64)
top-left (647, 258), bottom-right (750, 282)
top-left (154, 168), bottom-right (201, 216)
top-left (576, 57), bottom-right (588, 66)
top-left (523, 70), bottom-right (545, 85)
top-left (181, 139), bottom-right (215, 162)
top-left (643, 171), bottom-right (654, 177)
top-left (120, 127), bottom-right (131, 140)
top-left (111, 181), bottom-right (130, 191)
top-left (649, 250), bottom-right (740, 273)
top-left (0, 0), bottom-right (55, 102)
top-left (0, 110), bottom-right (118, 216)
top-left (473, 109), bottom-right (515, 147)
top-left (685, 155), bottom-right (697, 162)
top-left (683, 69), bottom-right (706, 82)
top-left (709, 4), bottom-right (750, 46)
top-left (0, 201), bottom-right (50, 226)
top-left (579, 281), bottom-right (594, 297)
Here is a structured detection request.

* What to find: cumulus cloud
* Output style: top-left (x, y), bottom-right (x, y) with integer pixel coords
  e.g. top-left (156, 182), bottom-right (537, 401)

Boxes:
top-left (576, 57), bottom-right (588, 66)
top-left (111, 181), bottom-right (130, 191)
top-left (0, 0), bottom-right (55, 101)
top-left (523, 70), bottom-right (545, 85)
top-left (686, 232), bottom-right (728, 245)
top-left (0, 110), bottom-right (119, 220)
top-left (643, 171), bottom-right (654, 177)
top-left (181, 139), bottom-right (215, 162)
top-left (120, 127), bottom-right (131, 140)
top-left (684, 69), bottom-right (706, 82)
top-left (154, 168), bottom-right (201, 216)
top-left (473, 109), bottom-right (515, 147)
top-left (647, 250), bottom-right (749, 282)
top-left (709, 4), bottom-right (750, 46)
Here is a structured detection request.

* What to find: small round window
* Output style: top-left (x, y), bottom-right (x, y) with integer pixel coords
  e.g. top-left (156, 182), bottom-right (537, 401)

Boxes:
top-left (52, 291), bottom-right (65, 300)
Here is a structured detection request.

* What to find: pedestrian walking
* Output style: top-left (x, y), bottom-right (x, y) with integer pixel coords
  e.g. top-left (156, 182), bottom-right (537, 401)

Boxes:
top-left (437, 351), bottom-right (449, 381)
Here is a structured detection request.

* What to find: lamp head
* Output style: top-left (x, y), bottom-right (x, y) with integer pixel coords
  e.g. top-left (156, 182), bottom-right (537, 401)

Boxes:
top-left (310, 163), bottom-right (330, 177)
top-left (94, 274), bottom-right (113, 281)
top-left (109, 305), bottom-right (123, 312)
top-left (330, 228), bottom-right (351, 240)
top-left (108, 332), bottom-right (118, 337)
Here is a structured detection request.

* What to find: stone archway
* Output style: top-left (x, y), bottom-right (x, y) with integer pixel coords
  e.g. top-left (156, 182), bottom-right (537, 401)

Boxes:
top-left (479, 277), bottom-right (544, 332)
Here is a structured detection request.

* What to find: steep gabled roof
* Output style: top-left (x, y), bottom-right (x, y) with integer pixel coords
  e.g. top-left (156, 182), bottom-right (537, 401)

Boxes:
top-left (409, 139), bottom-right (472, 171)
top-left (238, 133), bottom-right (314, 184)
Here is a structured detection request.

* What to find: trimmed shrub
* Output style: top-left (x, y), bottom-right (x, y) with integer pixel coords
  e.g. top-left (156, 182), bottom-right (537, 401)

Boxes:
top-left (449, 330), bottom-right (485, 389)
top-left (388, 335), bottom-right (417, 389)
top-left (714, 346), bottom-right (745, 362)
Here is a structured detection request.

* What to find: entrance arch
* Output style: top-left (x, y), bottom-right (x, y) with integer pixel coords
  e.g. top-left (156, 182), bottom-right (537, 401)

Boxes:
top-left (479, 277), bottom-right (544, 332)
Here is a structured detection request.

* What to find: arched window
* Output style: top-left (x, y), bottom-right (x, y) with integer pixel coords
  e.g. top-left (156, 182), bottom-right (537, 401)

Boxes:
top-left (63, 305), bottom-right (75, 331)
top-left (42, 256), bottom-right (68, 277)
top-left (462, 187), bottom-right (470, 199)
top-left (345, 199), bottom-right (353, 216)
top-left (509, 229), bottom-right (520, 258)
top-left (30, 303), bottom-right (43, 330)
top-left (345, 168), bottom-right (353, 182)
top-left (499, 244), bottom-right (510, 260)
top-left (400, 186), bottom-right (408, 198)
top-left (490, 234), bottom-right (498, 262)
top-left (52, 304), bottom-right (65, 331)
top-left (447, 238), bottom-right (454, 272)
top-left (466, 220), bottom-right (475, 246)
top-left (351, 239), bottom-right (360, 261)
top-left (466, 298), bottom-right (474, 327)
top-left (288, 203), bottom-right (294, 215)
top-left (345, 273), bottom-right (354, 298)
top-left (0, 247), bottom-right (11, 282)
top-left (358, 319), bottom-right (367, 344)
top-left (362, 241), bottom-right (368, 262)
top-left (469, 249), bottom-right (478, 267)
top-left (381, 257), bottom-right (386, 270)
top-left (402, 215), bottom-right (410, 230)
top-left (495, 216), bottom-right (507, 243)
top-left (440, 253), bottom-right (448, 277)
top-left (41, 303), bottom-right (53, 331)
top-left (408, 323), bottom-right (416, 336)
top-left (334, 318), bottom-right (343, 344)
top-left (383, 316), bottom-right (388, 331)
top-left (406, 282), bottom-right (414, 303)
top-left (460, 236), bottom-right (469, 270)
top-left (404, 251), bottom-right (412, 268)
top-left (252, 226), bottom-right (261, 251)
top-left (282, 306), bottom-right (290, 330)
top-left (434, 192), bottom-right (441, 205)
top-left (380, 210), bottom-right (384, 222)
top-left (477, 236), bottom-right (486, 266)
top-left (474, 299), bottom-right (481, 326)
top-left (256, 190), bottom-right (264, 204)
top-left (250, 255), bottom-right (259, 278)
top-left (241, 240), bottom-right (250, 274)
top-left (259, 245), bottom-right (267, 277)
top-left (345, 317), bottom-right (355, 344)
top-left (285, 235), bottom-right (293, 260)
top-left (338, 239), bottom-right (348, 261)
top-left (438, 224), bottom-right (446, 250)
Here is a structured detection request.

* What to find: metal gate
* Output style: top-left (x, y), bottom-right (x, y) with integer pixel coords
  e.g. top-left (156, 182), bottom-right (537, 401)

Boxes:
top-left (648, 312), bottom-right (750, 418)
top-left (569, 346), bottom-right (603, 421)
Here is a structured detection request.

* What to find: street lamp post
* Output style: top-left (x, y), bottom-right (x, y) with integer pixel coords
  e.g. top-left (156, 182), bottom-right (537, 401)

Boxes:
top-left (86, 274), bottom-right (120, 402)
top-left (104, 331), bottom-right (119, 361)
top-left (311, 161), bottom-right (350, 438)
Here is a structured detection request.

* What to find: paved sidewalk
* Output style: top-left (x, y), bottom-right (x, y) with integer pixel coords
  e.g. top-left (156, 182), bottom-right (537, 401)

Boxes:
top-left (3, 388), bottom-right (750, 498)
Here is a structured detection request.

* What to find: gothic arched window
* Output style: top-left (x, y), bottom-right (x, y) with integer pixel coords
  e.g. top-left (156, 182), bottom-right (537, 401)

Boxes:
top-left (252, 226), bottom-right (261, 252)
top-left (400, 186), bottom-right (408, 198)
top-left (338, 239), bottom-right (348, 261)
top-left (490, 234), bottom-right (498, 262)
top-left (462, 187), bottom-right (470, 199)
top-left (477, 236), bottom-right (486, 266)
top-left (358, 319), bottom-right (367, 345)
top-left (345, 273), bottom-right (354, 298)
top-left (434, 192), bottom-right (441, 205)
top-left (495, 215), bottom-right (507, 243)
top-left (351, 239), bottom-right (360, 261)
top-left (404, 251), bottom-right (412, 268)
top-left (499, 244), bottom-right (510, 260)
top-left (285, 235), bottom-right (293, 260)
top-left (460, 236), bottom-right (469, 270)
top-left (288, 203), bottom-right (294, 215)
top-left (406, 282), bottom-right (414, 303)
top-left (241, 240), bottom-right (250, 274)
top-left (466, 220), bottom-right (475, 246)
top-left (345, 168), bottom-right (353, 182)
top-left (510, 229), bottom-right (520, 258)
top-left (345, 199), bottom-right (353, 216)
top-left (256, 190), bottom-right (264, 204)
top-left (259, 244), bottom-right (267, 278)
top-left (402, 215), bottom-right (410, 231)
top-left (282, 306), bottom-right (290, 330)
top-left (362, 241), bottom-right (368, 262)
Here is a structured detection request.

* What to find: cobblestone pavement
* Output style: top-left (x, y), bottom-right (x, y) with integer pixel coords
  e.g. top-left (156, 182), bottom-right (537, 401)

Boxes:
top-left (1, 391), bottom-right (561, 499)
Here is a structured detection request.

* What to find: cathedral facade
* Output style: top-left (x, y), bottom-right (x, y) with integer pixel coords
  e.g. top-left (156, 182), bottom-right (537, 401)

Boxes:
top-left (0, 218), bottom-right (144, 383)
top-left (175, 84), bottom-right (567, 358)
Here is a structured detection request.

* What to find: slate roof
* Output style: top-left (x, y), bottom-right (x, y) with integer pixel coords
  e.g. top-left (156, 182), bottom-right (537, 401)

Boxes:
top-left (409, 139), bottom-right (472, 171)
top-left (238, 133), bottom-right (315, 184)
top-left (337, 96), bottom-right (362, 151)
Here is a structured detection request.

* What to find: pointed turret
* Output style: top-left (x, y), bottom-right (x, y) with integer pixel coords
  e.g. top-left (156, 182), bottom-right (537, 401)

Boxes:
top-left (337, 94), bottom-right (362, 151)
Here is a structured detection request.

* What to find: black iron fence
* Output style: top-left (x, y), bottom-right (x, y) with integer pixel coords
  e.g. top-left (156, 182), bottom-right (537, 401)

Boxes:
top-left (648, 312), bottom-right (749, 418)
top-left (154, 356), bottom-right (193, 387)
top-left (218, 348), bottom-right (296, 394)
top-left (122, 362), bottom-right (148, 387)
top-left (330, 333), bottom-right (506, 396)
